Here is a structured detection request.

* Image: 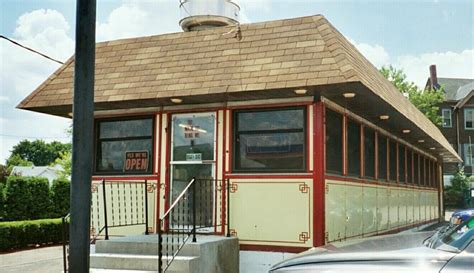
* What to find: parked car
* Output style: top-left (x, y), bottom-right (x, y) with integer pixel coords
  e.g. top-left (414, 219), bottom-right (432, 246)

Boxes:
top-left (450, 208), bottom-right (474, 225)
top-left (269, 217), bottom-right (474, 272)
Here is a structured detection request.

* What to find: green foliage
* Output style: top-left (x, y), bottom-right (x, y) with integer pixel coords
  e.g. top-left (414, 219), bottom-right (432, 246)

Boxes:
top-left (0, 218), bottom-right (67, 251)
top-left (6, 140), bottom-right (71, 169)
top-left (380, 65), bottom-right (445, 125)
top-left (444, 168), bottom-right (471, 209)
top-left (50, 178), bottom-right (70, 217)
top-left (0, 183), bottom-right (4, 220)
top-left (0, 164), bottom-right (7, 184)
top-left (28, 178), bottom-right (52, 220)
top-left (52, 151), bottom-right (72, 178)
top-left (6, 154), bottom-right (33, 173)
top-left (2, 176), bottom-right (51, 221)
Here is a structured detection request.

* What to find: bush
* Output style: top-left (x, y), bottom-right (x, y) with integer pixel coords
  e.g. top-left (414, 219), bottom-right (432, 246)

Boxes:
top-left (0, 218), bottom-right (67, 251)
top-left (0, 183), bottom-right (4, 220)
top-left (50, 178), bottom-right (70, 218)
top-left (3, 176), bottom-right (51, 221)
top-left (3, 176), bottom-right (31, 221)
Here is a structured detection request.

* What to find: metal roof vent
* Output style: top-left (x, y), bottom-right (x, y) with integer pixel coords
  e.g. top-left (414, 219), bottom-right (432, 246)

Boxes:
top-left (179, 0), bottom-right (240, 31)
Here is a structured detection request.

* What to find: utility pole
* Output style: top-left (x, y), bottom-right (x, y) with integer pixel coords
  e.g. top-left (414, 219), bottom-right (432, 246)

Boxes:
top-left (69, 0), bottom-right (96, 272)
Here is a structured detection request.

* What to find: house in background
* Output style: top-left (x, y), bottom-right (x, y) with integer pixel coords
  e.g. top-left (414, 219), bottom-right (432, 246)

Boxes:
top-left (426, 65), bottom-right (474, 185)
top-left (11, 165), bottom-right (64, 185)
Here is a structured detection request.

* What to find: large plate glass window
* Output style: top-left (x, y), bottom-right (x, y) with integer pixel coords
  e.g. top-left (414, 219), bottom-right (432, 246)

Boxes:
top-left (364, 127), bottom-right (375, 179)
top-left (378, 134), bottom-right (388, 181)
top-left (347, 119), bottom-right (361, 177)
top-left (389, 139), bottom-right (397, 182)
top-left (326, 109), bottom-right (343, 174)
top-left (95, 117), bottom-right (154, 174)
top-left (233, 107), bottom-right (306, 172)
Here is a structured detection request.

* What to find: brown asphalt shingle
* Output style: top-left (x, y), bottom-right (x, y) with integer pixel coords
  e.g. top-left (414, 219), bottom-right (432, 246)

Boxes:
top-left (17, 15), bottom-right (461, 162)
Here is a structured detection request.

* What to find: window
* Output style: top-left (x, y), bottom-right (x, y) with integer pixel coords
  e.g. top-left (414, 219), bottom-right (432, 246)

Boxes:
top-left (378, 134), bottom-right (387, 181)
top-left (326, 109), bottom-right (343, 174)
top-left (389, 140), bottom-right (397, 182)
top-left (420, 156), bottom-right (426, 186)
top-left (407, 149), bottom-right (413, 183)
top-left (233, 107), bottom-right (306, 172)
top-left (398, 145), bottom-right (406, 183)
top-left (414, 153), bottom-right (419, 185)
top-left (95, 117), bottom-right (154, 174)
top-left (464, 144), bottom-right (474, 166)
top-left (364, 127), bottom-right (375, 179)
top-left (465, 108), bottom-right (474, 129)
top-left (347, 119), bottom-right (361, 177)
top-left (442, 109), bottom-right (452, 127)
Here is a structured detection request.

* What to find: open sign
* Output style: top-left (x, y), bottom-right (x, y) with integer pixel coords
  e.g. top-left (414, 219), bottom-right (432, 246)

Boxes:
top-left (124, 151), bottom-right (149, 172)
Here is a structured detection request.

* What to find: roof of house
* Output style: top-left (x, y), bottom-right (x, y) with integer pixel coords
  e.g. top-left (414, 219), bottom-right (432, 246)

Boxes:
top-left (17, 15), bottom-right (461, 162)
top-left (11, 165), bottom-right (62, 182)
top-left (437, 78), bottom-right (474, 101)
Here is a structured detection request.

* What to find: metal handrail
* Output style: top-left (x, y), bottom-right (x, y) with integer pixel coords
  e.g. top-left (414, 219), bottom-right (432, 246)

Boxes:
top-left (161, 178), bottom-right (196, 220)
top-left (61, 213), bottom-right (70, 273)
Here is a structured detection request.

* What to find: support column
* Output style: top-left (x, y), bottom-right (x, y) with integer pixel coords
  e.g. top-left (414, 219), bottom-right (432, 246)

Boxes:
top-left (313, 101), bottom-right (325, 246)
top-left (69, 0), bottom-right (96, 272)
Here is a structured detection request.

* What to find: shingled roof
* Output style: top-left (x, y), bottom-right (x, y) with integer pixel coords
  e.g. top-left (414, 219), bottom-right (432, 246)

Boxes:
top-left (17, 15), bottom-right (461, 162)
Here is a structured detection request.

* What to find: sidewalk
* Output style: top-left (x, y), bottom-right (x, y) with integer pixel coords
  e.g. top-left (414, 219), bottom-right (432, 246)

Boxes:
top-left (0, 245), bottom-right (64, 273)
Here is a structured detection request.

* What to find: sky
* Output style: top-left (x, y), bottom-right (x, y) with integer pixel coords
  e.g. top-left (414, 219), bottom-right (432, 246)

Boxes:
top-left (0, 0), bottom-right (473, 164)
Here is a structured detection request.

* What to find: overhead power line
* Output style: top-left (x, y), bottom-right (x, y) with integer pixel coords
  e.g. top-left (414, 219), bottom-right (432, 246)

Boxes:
top-left (0, 35), bottom-right (65, 65)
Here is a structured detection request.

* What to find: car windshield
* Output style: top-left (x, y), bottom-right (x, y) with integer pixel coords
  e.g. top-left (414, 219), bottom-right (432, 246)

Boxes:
top-left (436, 217), bottom-right (474, 252)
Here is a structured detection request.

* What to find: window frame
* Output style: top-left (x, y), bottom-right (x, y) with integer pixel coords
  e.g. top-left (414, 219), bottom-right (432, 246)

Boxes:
top-left (346, 118), bottom-right (361, 178)
top-left (232, 106), bottom-right (307, 173)
top-left (94, 116), bottom-right (155, 175)
top-left (441, 108), bottom-right (452, 128)
top-left (465, 108), bottom-right (474, 130)
top-left (363, 126), bottom-right (376, 179)
top-left (325, 108), bottom-right (344, 175)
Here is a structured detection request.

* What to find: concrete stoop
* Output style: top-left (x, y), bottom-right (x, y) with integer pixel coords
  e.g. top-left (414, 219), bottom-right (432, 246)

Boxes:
top-left (90, 235), bottom-right (239, 273)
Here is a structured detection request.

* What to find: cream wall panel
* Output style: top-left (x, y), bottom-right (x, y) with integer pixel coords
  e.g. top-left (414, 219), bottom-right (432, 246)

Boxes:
top-left (217, 110), bottom-right (224, 180)
top-left (398, 189), bottom-right (407, 227)
top-left (362, 186), bottom-right (377, 236)
top-left (406, 190), bottom-right (414, 225)
top-left (325, 182), bottom-right (346, 242)
top-left (159, 114), bottom-right (168, 218)
top-left (376, 187), bottom-right (389, 232)
top-left (345, 185), bottom-right (363, 239)
top-left (308, 105), bottom-right (314, 171)
top-left (420, 191), bottom-right (426, 222)
top-left (225, 110), bottom-right (230, 173)
top-left (413, 190), bottom-right (420, 223)
top-left (230, 179), bottom-right (313, 247)
top-left (389, 189), bottom-right (399, 229)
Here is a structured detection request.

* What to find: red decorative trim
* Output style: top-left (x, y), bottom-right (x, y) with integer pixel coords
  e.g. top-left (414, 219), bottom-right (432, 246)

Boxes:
top-left (147, 183), bottom-right (155, 193)
top-left (299, 232), bottom-right (309, 242)
top-left (227, 101), bottom-right (312, 110)
top-left (239, 244), bottom-right (310, 253)
top-left (91, 183), bottom-right (98, 193)
top-left (92, 175), bottom-right (159, 181)
top-left (230, 183), bottom-right (238, 193)
top-left (313, 102), bottom-right (325, 247)
top-left (221, 110), bottom-right (227, 234)
top-left (226, 174), bottom-right (313, 179)
top-left (324, 175), bottom-right (439, 192)
top-left (299, 183), bottom-right (310, 193)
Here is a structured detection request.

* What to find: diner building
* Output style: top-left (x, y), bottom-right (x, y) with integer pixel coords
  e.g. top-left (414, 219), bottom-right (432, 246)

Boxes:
top-left (18, 14), bottom-right (461, 252)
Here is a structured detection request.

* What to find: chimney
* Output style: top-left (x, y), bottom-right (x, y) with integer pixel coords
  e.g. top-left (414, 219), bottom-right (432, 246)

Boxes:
top-left (179, 0), bottom-right (240, 31)
top-left (429, 64), bottom-right (439, 89)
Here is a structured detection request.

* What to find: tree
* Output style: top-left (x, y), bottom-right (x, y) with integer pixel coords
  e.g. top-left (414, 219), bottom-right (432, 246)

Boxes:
top-left (52, 151), bottom-right (72, 178)
top-left (380, 65), bottom-right (445, 125)
top-left (6, 140), bottom-right (71, 169)
top-left (5, 154), bottom-right (33, 173)
top-left (444, 167), bottom-right (471, 208)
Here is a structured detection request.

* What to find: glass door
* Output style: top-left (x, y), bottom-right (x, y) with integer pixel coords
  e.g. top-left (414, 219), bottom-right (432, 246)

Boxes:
top-left (170, 112), bottom-right (216, 230)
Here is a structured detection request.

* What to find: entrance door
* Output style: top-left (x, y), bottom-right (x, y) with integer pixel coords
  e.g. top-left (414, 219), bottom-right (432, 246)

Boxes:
top-left (170, 112), bottom-right (216, 229)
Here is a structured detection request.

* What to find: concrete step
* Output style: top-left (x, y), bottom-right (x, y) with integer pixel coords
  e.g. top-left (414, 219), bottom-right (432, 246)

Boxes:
top-left (90, 269), bottom-right (158, 273)
top-left (95, 236), bottom-right (200, 256)
top-left (90, 253), bottom-right (200, 272)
